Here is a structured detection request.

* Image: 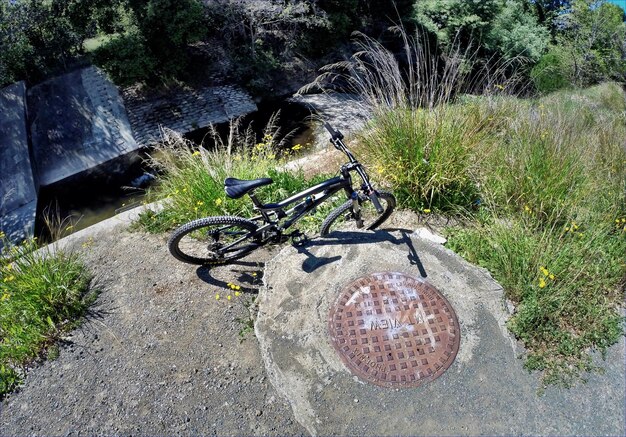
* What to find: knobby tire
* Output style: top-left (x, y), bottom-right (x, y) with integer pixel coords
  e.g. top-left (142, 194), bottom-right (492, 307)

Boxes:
top-left (168, 216), bottom-right (259, 265)
top-left (320, 191), bottom-right (396, 237)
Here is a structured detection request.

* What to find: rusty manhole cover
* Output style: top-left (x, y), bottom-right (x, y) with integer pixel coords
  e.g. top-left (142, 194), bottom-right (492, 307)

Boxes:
top-left (328, 272), bottom-right (460, 388)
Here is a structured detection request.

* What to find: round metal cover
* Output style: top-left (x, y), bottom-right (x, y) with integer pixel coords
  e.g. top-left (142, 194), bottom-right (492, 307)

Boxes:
top-left (328, 272), bottom-right (460, 388)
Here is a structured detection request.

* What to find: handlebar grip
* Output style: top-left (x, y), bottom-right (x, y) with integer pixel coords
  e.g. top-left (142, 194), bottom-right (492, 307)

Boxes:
top-left (369, 192), bottom-right (384, 214)
top-left (323, 122), bottom-right (344, 141)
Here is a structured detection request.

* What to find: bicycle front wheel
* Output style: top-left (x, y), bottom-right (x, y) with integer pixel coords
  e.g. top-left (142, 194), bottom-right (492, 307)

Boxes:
top-left (320, 191), bottom-right (396, 237)
top-left (168, 216), bottom-right (260, 265)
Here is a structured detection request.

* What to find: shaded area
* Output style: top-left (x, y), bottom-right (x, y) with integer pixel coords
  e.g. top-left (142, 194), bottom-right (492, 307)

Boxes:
top-left (0, 81), bottom-right (37, 246)
top-left (27, 66), bottom-right (139, 187)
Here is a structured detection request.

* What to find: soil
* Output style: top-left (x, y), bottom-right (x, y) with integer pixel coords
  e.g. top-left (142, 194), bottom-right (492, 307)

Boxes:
top-left (0, 227), bottom-right (305, 436)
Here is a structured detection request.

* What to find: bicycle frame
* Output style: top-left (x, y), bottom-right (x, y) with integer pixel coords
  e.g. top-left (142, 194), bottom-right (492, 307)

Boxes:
top-left (241, 127), bottom-right (384, 241)
top-left (248, 174), bottom-right (354, 236)
top-left (167, 122), bottom-right (395, 265)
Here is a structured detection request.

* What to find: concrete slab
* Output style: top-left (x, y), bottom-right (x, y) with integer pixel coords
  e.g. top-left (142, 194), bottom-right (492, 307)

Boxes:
top-left (27, 66), bottom-right (139, 186)
top-left (0, 81), bottom-right (37, 243)
top-left (255, 229), bottom-right (625, 436)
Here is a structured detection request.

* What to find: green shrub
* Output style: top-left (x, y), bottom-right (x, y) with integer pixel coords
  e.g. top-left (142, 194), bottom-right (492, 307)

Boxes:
top-left (531, 47), bottom-right (572, 93)
top-left (134, 127), bottom-right (332, 234)
top-left (92, 31), bottom-right (157, 86)
top-left (0, 237), bottom-right (92, 397)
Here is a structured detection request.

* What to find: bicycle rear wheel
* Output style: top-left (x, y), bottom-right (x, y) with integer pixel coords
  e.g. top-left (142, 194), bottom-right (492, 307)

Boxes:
top-left (168, 216), bottom-right (260, 265)
top-left (320, 191), bottom-right (396, 237)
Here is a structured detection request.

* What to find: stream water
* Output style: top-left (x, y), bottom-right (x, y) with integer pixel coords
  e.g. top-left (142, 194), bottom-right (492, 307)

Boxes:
top-left (35, 98), bottom-right (315, 240)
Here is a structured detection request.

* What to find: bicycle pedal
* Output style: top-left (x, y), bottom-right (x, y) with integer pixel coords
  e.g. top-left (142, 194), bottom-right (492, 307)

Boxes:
top-left (289, 231), bottom-right (309, 246)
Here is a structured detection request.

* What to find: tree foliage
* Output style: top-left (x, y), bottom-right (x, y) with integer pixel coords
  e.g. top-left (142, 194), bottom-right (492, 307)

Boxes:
top-left (0, 0), bottom-right (88, 85)
top-left (556, 0), bottom-right (626, 85)
top-left (412, 0), bottom-right (549, 63)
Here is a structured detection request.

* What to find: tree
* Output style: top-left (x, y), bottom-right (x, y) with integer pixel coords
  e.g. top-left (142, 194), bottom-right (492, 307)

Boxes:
top-left (532, 0), bottom-right (571, 37)
top-left (413, 0), bottom-right (503, 50)
top-left (125, 0), bottom-right (206, 76)
top-left (0, 0), bottom-right (89, 86)
top-left (557, 0), bottom-right (626, 84)
top-left (487, 0), bottom-right (550, 62)
top-left (412, 0), bottom-right (549, 63)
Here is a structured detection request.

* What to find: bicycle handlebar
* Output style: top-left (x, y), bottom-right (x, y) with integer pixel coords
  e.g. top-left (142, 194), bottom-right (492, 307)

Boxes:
top-left (324, 121), bottom-right (381, 213)
top-left (324, 122), bottom-right (344, 141)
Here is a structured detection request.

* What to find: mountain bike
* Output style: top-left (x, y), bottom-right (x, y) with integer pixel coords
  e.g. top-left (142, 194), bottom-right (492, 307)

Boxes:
top-left (168, 122), bottom-right (396, 265)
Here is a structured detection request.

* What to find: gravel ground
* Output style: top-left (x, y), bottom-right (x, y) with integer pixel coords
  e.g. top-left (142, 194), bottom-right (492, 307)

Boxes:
top-left (0, 226), bottom-right (305, 436)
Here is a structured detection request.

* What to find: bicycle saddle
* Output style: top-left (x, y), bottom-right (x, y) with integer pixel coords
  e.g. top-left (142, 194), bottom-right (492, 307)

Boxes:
top-left (224, 177), bottom-right (273, 199)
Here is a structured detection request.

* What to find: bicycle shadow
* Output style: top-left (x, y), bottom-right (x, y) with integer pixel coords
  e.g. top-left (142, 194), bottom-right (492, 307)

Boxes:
top-left (195, 260), bottom-right (265, 294)
top-left (295, 229), bottom-right (427, 277)
top-left (194, 229), bottom-right (428, 290)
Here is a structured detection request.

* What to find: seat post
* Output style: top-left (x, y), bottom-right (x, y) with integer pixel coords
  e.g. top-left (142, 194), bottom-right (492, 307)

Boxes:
top-left (249, 192), bottom-right (271, 221)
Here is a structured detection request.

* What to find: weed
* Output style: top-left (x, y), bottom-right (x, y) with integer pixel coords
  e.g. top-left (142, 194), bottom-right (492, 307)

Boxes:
top-left (446, 82), bottom-right (626, 384)
top-left (0, 238), bottom-right (92, 397)
top-left (237, 317), bottom-right (255, 343)
top-left (133, 120), bottom-right (334, 234)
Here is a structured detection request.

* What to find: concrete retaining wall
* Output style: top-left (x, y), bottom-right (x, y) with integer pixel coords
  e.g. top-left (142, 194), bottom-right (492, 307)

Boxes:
top-left (124, 85), bottom-right (257, 147)
top-left (0, 81), bottom-right (37, 244)
top-left (27, 66), bottom-right (139, 187)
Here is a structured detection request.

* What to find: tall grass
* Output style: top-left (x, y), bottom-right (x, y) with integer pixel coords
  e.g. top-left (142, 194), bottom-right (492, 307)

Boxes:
top-left (0, 237), bottom-right (92, 397)
top-left (447, 83), bottom-right (626, 384)
top-left (302, 29), bottom-right (522, 212)
top-left (305, 26), bottom-right (625, 384)
top-left (134, 120), bottom-right (331, 233)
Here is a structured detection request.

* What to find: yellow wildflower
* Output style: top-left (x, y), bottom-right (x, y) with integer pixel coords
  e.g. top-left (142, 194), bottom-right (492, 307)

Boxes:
top-left (0, 231), bottom-right (5, 239)
top-left (235, 291), bottom-right (240, 297)
top-left (524, 205), bottom-right (531, 213)
top-left (227, 295), bottom-right (232, 301)
top-left (215, 198), bottom-right (223, 206)
top-left (196, 201), bottom-right (204, 206)
top-left (540, 267), bottom-right (549, 277)
top-left (291, 144), bottom-right (303, 151)
top-left (215, 294), bottom-right (220, 300)
top-left (549, 274), bottom-right (555, 280)
top-left (251, 272), bottom-right (257, 277)
top-left (538, 278), bottom-right (546, 288)
top-left (3, 275), bottom-right (15, 283)
top-left (192, 151), bottom-right (201, 156)
top-left (1, 293), bottom-right (9, 301)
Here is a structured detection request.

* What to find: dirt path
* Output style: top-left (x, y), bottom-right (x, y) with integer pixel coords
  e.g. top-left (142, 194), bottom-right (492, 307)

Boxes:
top-left (0, 225), bottom-right (304, 436)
